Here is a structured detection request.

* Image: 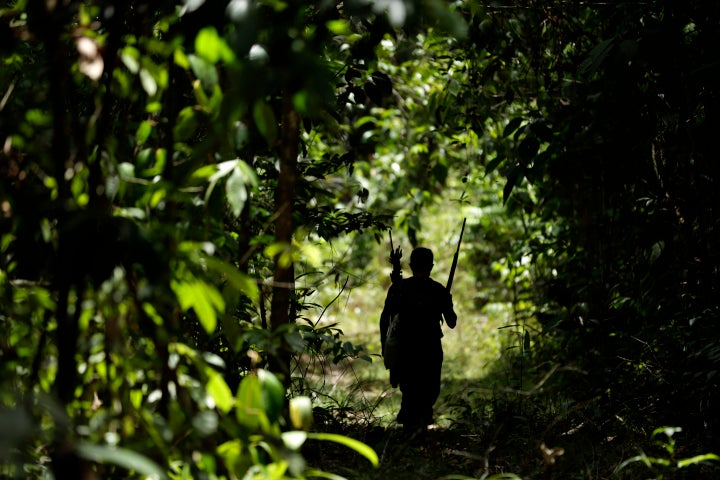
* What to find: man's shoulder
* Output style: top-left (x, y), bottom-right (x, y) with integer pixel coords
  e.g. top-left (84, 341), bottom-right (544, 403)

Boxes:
top-left (425, 277), bottom-right (447, 293)
top-left (402, 276), bottom-right (447, 294)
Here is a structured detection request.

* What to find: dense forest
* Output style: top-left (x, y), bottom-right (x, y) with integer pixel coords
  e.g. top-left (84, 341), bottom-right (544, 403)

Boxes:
top-left (2, 0), bottom-right (720, 478)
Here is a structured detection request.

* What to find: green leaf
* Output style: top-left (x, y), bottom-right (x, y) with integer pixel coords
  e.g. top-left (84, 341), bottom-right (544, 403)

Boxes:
top-left (503, 117), bottom-right (524, 138)
top-left (201, 254), bottom-right (260, 303)
top-left (326, 19), bottom-right (350, 35)
top-left (206, 370), bottom-right (234, 413)
top-left (234, 120), bottom-right (250, 150)
top-left (264, 242), bottom-right (294, 268)
top-left (485, 154), bottom-right (505, 175)
top-left (192, 411), bottom-right (219, 437)
top-left (235, 374), bottom-right (264, 430)
top-left (136, 120), bottom-right (153, 145)
top-left (307, 432), bottom-right (378, 467)
top-left (518, 136), bottom-right (540, 163)
top-left (302, 469), bottom-right (351, 480)
top-left (139, 68), bottom-right (157, 96)
top-left (289, 396), bottom-right (312, 431)
top-left (174, 106), bottom-right (199, 141)
top-left (183, 0), bottom-right (206, 13)
top-left (502, 164), bottom-right (525, 205)
top-left (282, 431), bottom-right (307, 451)
top-left (258, 369), bottom-right (285, 424)
top-left (188, 54), bottom-right (218, 90)
top-left (171, 279), bottom-right (225, 333)
top-left (677, 453), bottom-right (720, 468)
top-left (226, 166), bottom-right (248, 217)
top-left (578, 37), bottom-right (615, 76)
top-left (253, 100), bottom-right (278, 147)
top-left (200, 159), bottom-right (236, 204)
top-left (120, 46), bottom-right (140, 74)
top-left (195, 27), bottom-right (235, 64)
top-left (174, 47), bottom-right (190, 70)
top-left (76, 443), bottom-right (169, 479)
top-left (424, 0), bottom-right (468, 39)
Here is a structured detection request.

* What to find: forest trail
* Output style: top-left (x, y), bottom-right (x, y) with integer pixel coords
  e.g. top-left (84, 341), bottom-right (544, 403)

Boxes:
top-left (308, 421), bottom-right (555, 480)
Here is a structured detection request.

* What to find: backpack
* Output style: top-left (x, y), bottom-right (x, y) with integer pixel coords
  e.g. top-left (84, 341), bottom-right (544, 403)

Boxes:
top-left (383, 312), bottom-right (401, 370)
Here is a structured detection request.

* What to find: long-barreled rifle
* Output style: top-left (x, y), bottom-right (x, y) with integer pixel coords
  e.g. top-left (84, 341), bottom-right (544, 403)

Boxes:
top-left (446, 218), bottom-right (466, 292)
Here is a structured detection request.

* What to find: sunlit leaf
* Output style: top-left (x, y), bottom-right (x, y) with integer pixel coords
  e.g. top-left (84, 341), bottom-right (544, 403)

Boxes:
top-left (182, 0), bottom-right (206, 13)
top-left (289, 396), bottom-right (312, 431)
top-left (326, 19), bottom-right (350, 35)
top-left (76, 37), bottom-right (104, 80)
top-left (282, 431), bottom-right (307, 450)
top-left (227, 0), bottom-right (252, 22)
top-left (226, 166), bottom-right (248, 217)
top-left (195, 27), bottom-right (235, 64)
top-left (174, 47), bottom-right (190, 70)
top-left (171, 279), bottom-right (225, 333)
top-left (136, 120), bottom-right (153, 145)
top-left (76, 443), bottom-right (168, 479)
top-left (249, 44), bottom-right (269, 63)
top-left (307, 432), bottom-right (378, 467)
top-left (677, 453), bottom-right (720, 468)
top-left (206, 370), bottom-right (234, 413)
top-left (120, 46), bottom-right (140, 74)
top-left (139, 68), bottom-right (157, 96)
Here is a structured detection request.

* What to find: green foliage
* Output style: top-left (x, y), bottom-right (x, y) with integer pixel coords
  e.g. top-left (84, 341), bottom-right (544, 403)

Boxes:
top-left (446, 0), bottom-right (720, 445)
top-left (4, 0), bottom-right (720, 477)
top-left (616, 427), bottom-right (720, 479)
top-left (0, 0), bottom-right (471, 477)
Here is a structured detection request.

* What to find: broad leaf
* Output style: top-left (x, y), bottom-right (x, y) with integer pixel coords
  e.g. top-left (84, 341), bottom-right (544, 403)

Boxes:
top-left (171, 279), bottom-right (225, 333)
top-left (307, 432), bottom-right (378, 467)
top-left (76, 443), bottom-right (168, 479)
top-left (206, 370), bottom-right (234, 413)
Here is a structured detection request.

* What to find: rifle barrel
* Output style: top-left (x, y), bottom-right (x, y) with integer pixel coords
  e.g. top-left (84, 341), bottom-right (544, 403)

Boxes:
top-left (446, 218), bottom-right (466, 291)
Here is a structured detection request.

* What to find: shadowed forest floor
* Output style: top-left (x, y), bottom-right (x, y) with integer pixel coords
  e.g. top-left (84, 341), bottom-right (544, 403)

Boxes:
top-left (303, 409), bottom-right (720, 479)
top-left (296, 320), bottom-right (720, 480)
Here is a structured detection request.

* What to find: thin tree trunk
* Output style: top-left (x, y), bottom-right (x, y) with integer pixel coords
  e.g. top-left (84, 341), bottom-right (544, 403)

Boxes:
top-left (268, 93), bottom-right (299, 383)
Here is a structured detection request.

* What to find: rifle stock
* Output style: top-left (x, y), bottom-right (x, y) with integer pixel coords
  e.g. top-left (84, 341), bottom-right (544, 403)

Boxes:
top-left (446, 218), bottom-right (466, 292)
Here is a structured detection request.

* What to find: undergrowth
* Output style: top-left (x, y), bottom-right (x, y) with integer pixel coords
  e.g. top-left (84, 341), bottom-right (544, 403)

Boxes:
top-left (292, 282), bottom-right (720, 479)
top-left (291, 198), bottom-right (720, 479)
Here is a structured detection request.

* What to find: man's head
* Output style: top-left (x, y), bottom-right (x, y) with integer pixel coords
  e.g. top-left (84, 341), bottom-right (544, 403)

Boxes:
top-left (409, 247), bottom-right (434, 277)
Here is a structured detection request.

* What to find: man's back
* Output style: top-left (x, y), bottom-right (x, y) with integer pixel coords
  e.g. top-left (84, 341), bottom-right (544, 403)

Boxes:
top-left (380, 246), bottom-right (458, 430)
top-left (395, 276), bottom-right (447, 345)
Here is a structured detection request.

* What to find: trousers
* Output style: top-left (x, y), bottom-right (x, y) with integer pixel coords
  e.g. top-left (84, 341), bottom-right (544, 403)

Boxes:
top-left (396, 339), bottom-right (443, 428)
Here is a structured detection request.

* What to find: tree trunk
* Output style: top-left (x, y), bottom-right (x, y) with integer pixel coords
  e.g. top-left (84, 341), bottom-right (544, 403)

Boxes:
top-left (268, 93), bottom-right (299, 383)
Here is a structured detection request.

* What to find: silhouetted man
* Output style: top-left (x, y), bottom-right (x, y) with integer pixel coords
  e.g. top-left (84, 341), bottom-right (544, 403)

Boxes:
top-left (380, 247), bottom-right (457, 433)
